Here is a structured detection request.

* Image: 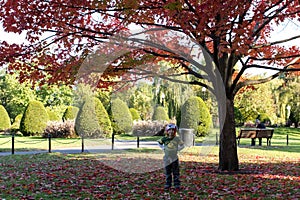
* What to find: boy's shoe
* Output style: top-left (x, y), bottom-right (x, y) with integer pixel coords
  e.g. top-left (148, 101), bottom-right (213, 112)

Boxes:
top-left (174, 185), bottom-right (181, 190)
top-left (164, 185), bottom-right (171, 190)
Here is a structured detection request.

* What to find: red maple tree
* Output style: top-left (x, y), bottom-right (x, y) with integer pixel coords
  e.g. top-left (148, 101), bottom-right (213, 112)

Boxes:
top-left (1, 0), bottom-right (300, 171)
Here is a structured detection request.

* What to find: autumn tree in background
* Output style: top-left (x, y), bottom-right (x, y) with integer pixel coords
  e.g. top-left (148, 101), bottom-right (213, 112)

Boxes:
top-left (0, 73), bottom-right (36, 119)
top-left (1, 1), bottom-right (300, 171)
top-left (234, 78), bottom-right (277, 124)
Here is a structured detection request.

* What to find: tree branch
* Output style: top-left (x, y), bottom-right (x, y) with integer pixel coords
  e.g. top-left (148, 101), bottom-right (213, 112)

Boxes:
top-left (234, 72), bottom-right (279, 95)
top-left (251, 35), bottom-right (300, 49)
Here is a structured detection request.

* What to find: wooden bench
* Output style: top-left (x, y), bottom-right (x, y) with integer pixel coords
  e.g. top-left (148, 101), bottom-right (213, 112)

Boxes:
top-left (237, 128), bottom-right (274, 146)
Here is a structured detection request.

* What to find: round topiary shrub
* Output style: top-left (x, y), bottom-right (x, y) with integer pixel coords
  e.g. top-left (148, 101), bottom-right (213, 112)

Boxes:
top-left (110, 98), bottom-right (133, 134)
top-left (94, 97), bottom-right (113, 137)
top-left (20, 101), bottom-right (49, 136)
top-left (130, 108), bottom-right (141, 121)
top-left (0, 105), bottom-right (11, 131)
top-left (152, 106), bottom-right (169, 121)
top-left (75, 97), bottom-right (102, 138)
top-left (180, 96), bottom-right (212, 137)
top-left (62, 106), bottom-right (79, 122)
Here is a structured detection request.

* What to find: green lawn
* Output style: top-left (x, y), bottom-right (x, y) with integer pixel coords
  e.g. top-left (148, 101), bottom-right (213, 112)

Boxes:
top-left (0, 135), bottom-right (82, 152)
top-left (0, 127), bottom-right (299, 153)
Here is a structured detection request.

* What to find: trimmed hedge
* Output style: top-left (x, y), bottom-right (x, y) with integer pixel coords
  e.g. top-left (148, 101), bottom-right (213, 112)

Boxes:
top-left (75, 97), bottom-right (102, 138)
top-left (152, 106), bottom-right (169, 121)
top-left (130, 108), bottom-right (141, 121)
top-left (0, 105), bottom-right (11, 131)
top-left (62, 106), bottom-right (79, 122)
top-left (20, 101), bottom-right (49, 136)
top-left (110, 98), bottom-right (133, 134)
top-left (180, 96), bottom-right (212, 137)
top-left (94, 97), bottom-right (113, 137)
top-left (11, 114), bottom-right (22, 131)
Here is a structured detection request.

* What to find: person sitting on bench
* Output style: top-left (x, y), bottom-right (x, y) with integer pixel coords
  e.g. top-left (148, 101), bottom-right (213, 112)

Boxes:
top-left (257, 122), bottom-right (266, 129)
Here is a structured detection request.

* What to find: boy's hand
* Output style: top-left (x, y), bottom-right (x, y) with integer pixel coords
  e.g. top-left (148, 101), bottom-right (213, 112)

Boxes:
top-left (158, 143), bottom-right (164, 150)
top-left (178, 144), bottom-right (185, 151)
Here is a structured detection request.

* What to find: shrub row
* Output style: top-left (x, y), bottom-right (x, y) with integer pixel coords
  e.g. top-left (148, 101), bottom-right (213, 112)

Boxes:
top-left (1, 95), bottom-right (213, 138)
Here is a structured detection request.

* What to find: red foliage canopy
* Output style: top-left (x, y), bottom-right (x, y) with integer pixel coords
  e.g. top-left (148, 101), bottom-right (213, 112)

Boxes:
top-left (0, 0), bottom-right (299, 91)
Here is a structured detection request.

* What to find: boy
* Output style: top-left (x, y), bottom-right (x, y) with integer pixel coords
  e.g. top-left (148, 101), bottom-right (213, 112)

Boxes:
top-left (158, 123), bottom-right (185, 190)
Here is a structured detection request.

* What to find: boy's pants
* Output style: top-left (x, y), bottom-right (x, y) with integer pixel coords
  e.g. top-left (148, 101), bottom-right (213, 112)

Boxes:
top-left (164, 159), bottom-right (180, 187)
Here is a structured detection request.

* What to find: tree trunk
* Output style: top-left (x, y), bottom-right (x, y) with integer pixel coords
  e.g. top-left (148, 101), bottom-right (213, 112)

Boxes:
top-left (218, 97), bottom-right (239, 171)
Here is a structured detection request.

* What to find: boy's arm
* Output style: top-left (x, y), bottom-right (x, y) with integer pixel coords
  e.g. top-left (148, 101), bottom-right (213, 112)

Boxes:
top-left (177, 137), bottom-right (185, 151)
top-left (157, 138), bottom-right (165, 150)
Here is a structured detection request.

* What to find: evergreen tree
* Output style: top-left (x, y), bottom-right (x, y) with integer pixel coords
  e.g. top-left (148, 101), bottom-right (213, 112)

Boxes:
top-left (20, 101), bottom-right (49, 136)
top-left (129, 108), bottom-right (141, 121)
top-left (94, 97), bottom-right (113, 137)
top-left (110, 98), bottom-right (133, 134)
top-left (180, 96), bottom-right (212, 137)
top-left (152, 106), bottom-right (169, 121)
top-left (75, 97), bottom-right (102, 138)
top-left (11, 114), bottom-right (22, 131)
top-left (62, 106), bottom-right (79, 121)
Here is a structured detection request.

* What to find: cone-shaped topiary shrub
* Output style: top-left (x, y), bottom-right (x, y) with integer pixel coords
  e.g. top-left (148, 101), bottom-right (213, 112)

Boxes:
top-left (11, 114), bottom-right (22, 131)
top-left (152, 106), bottom-right (169, 121)
top-left (94, 97), bottom-right (112, 137)
top-left (180, 96), bottom-right (212, 137)
top-left (75, 97), bottom-right (102, 138)
top-left (129, 108), bottom-right (141, 121)
top-left (0, 105), bottom-right (11, 131)
top-left (20, 101), bottom-right (49, 136)
top-left (62, 106), bottom-right (79, 122)
top-left (110, 98), bottom-right (133, 134)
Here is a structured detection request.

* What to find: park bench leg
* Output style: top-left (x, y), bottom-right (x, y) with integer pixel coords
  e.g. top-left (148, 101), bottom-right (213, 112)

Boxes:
top-left (258, 138), bottom-right (262, 146)
top-left (267, 138), bottom-right (271, 146)
top-left (251, 138), bottom-right (256, 146)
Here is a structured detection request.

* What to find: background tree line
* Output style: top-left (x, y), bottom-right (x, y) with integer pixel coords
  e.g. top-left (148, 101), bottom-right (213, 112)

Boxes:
top-left (0, 68), bottom-right (299, 138)
top-left (0, 69), bottom-right (213, 137)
